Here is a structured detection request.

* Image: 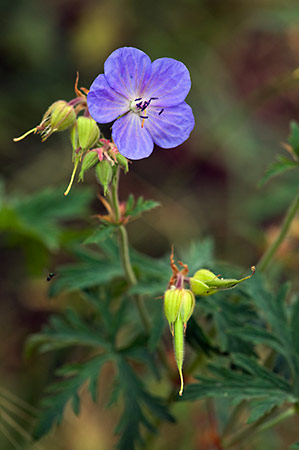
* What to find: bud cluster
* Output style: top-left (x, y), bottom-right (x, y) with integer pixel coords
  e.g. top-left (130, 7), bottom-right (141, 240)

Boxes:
top-left (14, 75), bottom-right (129, 197)
top-left (163, 248), bottom-right (255, 396)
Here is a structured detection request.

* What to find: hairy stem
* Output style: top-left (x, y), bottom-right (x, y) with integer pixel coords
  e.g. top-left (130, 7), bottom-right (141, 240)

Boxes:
top-left (257, 187), bottom-right (299, 272)
top-left (110, 168), bottom-right (151, 332)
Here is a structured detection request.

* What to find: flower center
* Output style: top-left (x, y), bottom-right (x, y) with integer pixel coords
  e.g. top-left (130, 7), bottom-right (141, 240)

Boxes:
top-left (129, 97), bottom-right (164, 127)
top-left (129, 97), bottom-right (159, 115)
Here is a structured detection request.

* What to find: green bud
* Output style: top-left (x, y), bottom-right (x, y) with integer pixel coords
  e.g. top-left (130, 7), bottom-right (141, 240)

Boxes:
top-left (78, 151), bottom-right (99, 181)
top-left (14, 100), bottom-right (76, 143)
top-left (164, 288), bottom-right (195, 333)
top-left (190, 267), bottom-right (255, 296)
top-left (95, 160), bottom-right (113, 195)
top-left (49, 100), bottom-right (76, 133)
top-left (116, 153), bottom-right (129, 173)
top-left (71, 116), bottom-right (100, 151)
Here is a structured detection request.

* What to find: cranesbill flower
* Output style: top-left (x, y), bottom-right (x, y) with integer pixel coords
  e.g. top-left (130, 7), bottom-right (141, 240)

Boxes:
top-left (87, 47), bottom-right (195, 160)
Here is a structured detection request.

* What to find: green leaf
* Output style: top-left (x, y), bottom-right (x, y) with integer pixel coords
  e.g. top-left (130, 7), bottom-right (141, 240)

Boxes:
top-left (227, 325), bottom-right (285, 355)
top-left (48, 256), bottom-right (123, 296)
top-left (13, 186), bottom-right (93, 250)
top-left (33, 354), bottom-right (108, 439)
top-left (186, 317), bottom-right (215, 356)
top-left (246, 276), bottom-right (299, 396)
top-left (26, 309), bottom-right (111, 356)
top-left (290, 296), bottom-right (299, 351)
top-left (148, 307), bottom-right (165, 352)
top-left (125, 195), bottom-right (160, 219)
top-left (246, 276), bottom-right (296, 359)
top-left (247, 397), bottom-right (285, 424)
top-left (183, 353), bottom-right (294, 404)
top-left (258, 157), bottom-right (298, 187)
top-left (199, 293), bottom-right (257, 355)
top-left (115, 357), bottom-right (174, 450)
top-left (84, 224), bottom-right (117, 244)
top-left (232, 353), bottom-right (291, 391)
top-left (180, 238), bottom-right (214, 274)
top-left (125, 194), bottom-right (135, 212)
top-left (290, 442), bottom-right (299, 449)
top-left (288, 121), bottom-right (299, 157)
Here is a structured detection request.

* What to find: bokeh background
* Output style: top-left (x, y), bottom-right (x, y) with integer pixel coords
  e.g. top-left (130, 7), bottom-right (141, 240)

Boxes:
top-left (1, 0), bottom-right (299, 448)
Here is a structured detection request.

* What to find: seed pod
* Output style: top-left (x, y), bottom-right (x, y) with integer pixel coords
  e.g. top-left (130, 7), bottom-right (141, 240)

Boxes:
top-left (179, 289), bottom-right (195, 323)
top-left (95, 160), bottom-right (113, 195)
top-left (190, 267), bottom-right (255, 296)
top-left (164, 288), bottom-right (182, 334)
top-left (164, 287), bottom-right (195, 396)
top-left (78, 151), bottom-right (99, 181)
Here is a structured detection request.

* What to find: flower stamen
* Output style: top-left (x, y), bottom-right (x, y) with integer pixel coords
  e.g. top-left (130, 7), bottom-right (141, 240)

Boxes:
top-left (141, 112), bottom-right (148, 128)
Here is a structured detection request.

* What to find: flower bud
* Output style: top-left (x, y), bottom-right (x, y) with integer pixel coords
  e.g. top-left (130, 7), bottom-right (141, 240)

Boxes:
top-left (71, 116), bottom-right (100, 151)
top-left (116, 153), bottom-right (129, 173)
top-left (78, 151), bottom-right (99, 181)
top-left (95, 160), bottom-right (113, 195)
top-left (49, 100), bottom-right (76, 133)
top-left (164, 288), bottom-right (195, 334)
top-left (14, 100), bottom-right (76, 143)
top-left (190, 267), bottom-right (255, 296)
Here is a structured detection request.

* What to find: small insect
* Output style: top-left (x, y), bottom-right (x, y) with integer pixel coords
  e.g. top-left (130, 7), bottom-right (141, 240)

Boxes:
top-left (47, 272), bottom-right (56, 282)
top-left (158, 108), bottom-right (164, 115)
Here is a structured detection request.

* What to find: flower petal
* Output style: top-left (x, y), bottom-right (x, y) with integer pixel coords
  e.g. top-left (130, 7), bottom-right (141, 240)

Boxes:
top-left (112, 113), bottom-right (154, 160)
top-left (144, 102), bottom-right (195, 148)
top-left (87, 74), bottom-right (129, 123)
top-left (141, 58), bottom-right (191, 107)
top-left (104, 47), bottom-right (152, 100)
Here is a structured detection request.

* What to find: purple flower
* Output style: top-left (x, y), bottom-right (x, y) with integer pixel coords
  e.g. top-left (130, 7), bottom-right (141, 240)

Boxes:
top-left (87, 47), bottom-right (195, 160)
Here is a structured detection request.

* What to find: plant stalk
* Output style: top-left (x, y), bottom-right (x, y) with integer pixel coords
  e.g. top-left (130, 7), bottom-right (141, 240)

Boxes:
top-left (222, 187), bottom-right (299, 442)
top-left (110, 168), bottom-right (151, 332)
top-left (223, 406), bottom-right (295, 449)
top-left (257, 187), bottom-right (299, 272)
